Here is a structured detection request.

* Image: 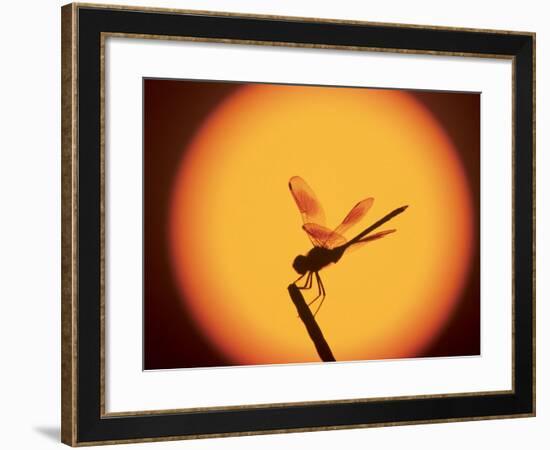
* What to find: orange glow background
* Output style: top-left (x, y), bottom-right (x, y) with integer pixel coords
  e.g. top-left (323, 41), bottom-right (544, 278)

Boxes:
top-left (144, 80), bottom-right (480, 369)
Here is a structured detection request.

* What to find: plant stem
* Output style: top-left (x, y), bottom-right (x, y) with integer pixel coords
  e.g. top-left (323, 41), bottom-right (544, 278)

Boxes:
top-left (287, 284), bottom-right (336, 362)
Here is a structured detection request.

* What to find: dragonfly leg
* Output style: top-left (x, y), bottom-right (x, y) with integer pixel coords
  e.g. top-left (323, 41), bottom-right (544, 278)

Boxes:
top-left (305, 271), bottom-right (313, 289)
top-left (307, 272), bottom-right (323, 307)
top-left (312, 273), bottom-right (327, 317)
top-left (295, 272), bottom-right (314, 318)
top-left (293, 273), bottom-right (306, 285)
top-left (296, 271), bottom-right (313, 290)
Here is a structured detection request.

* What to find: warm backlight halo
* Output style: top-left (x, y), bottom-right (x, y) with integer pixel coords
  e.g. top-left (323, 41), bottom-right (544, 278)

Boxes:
top-left (169, 84), bottom-right (474, 365)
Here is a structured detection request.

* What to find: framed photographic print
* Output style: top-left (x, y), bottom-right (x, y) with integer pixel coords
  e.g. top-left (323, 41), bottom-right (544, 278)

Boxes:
top-left (61, 3), bottom-right (535, 446)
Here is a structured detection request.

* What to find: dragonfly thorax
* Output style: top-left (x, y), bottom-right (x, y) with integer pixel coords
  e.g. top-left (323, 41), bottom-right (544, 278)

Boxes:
top-left (293, 246), bottom-right (344, 274)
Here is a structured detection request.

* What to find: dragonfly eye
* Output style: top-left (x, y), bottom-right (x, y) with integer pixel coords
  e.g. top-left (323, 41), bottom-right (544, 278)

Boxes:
top-left (293, 255), bottom-right (308, 274)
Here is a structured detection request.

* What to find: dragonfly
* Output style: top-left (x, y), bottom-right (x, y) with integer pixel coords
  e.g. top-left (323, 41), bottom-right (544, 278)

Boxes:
top-left (289, 176), bottom-right (408, 316)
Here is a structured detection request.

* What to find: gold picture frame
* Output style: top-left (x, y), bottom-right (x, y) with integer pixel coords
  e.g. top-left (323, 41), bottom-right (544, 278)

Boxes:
top-left (62, 2), bottom-right (535, 445)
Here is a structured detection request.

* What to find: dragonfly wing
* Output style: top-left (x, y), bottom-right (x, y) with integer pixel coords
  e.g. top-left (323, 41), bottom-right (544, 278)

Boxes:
top-left (289, 176), bottom-right (326, 226)
top-left (346, 229), bottom-right (396, 253)
top-left (303, 223), bottom-right (347, 249)
top-left (334, 197), bottom-right (374, 236)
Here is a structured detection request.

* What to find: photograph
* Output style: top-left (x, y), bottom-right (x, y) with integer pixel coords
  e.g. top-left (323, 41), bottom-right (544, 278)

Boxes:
top-left (144, 79), bottom-right (481, 369)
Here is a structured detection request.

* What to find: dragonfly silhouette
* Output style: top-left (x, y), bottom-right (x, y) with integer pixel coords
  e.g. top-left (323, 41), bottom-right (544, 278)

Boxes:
top-left (289, 176), bottom-right (408, 316)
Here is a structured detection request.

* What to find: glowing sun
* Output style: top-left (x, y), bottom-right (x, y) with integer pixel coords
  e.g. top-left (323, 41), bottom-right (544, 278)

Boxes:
top-left (169, 84), bottom-right (474, 365)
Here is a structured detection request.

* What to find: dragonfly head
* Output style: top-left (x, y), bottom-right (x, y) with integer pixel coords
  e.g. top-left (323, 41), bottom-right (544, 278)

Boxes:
top-left (292, 255), bottom-right (308, 274)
